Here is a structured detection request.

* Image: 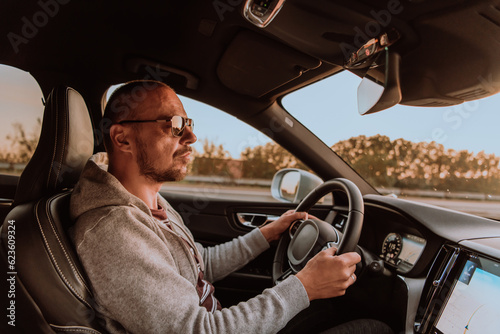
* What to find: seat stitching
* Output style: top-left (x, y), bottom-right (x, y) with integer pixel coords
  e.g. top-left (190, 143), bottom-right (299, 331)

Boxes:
top-left (45, 193), bottom-right (92, 294)
top-left (50, 324), bottom-right (103, 334)
top-left (35, 200), bottom-right (93, 310)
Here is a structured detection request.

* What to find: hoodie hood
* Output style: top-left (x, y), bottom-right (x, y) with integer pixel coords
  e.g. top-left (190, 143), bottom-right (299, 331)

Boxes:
top-left (70, 152), bottom-right (151, 221)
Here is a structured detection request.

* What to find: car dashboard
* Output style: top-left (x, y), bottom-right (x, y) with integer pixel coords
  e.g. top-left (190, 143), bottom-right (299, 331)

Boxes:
top-left (330, 207), bottom-right (427, 274)
top-left (355, 195), bottom-right (500, 334)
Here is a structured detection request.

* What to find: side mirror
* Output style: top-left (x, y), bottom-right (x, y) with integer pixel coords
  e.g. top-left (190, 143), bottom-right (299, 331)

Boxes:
top-left (271, 169), bottom-right (323, 203)
top-left (357, 48), bottom-right (402, 115)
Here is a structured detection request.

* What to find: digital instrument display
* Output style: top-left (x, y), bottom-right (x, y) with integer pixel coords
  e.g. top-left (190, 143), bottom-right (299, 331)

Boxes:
top-left (433, 256), bottom-right (500, 334)
top-left (380, 233), bottom-right (426, 272)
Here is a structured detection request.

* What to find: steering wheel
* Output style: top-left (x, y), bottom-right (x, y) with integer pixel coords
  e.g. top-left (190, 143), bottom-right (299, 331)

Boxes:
top-left (272, 178), bottom-right (364, 284)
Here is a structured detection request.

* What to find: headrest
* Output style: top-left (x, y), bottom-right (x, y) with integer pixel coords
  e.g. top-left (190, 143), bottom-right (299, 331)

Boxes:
top-left (14, 86), bottom-right (94, 205)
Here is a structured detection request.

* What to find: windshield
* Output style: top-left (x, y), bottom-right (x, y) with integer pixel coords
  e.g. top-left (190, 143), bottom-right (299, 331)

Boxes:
top-left (282, 71), bottom-right (500, 220)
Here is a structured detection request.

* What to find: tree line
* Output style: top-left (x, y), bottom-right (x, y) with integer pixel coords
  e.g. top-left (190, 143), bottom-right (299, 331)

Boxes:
top-left (0, 119), bottom-right (41, 166)
top-left (189, 139), bottom-right (308, 179)
top-left (190, 136), bottom-right (500, 195)
top-left (331, 135), bottom-right (500, 195)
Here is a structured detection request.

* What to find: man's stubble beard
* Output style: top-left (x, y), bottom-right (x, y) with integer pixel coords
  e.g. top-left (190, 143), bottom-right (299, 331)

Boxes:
top-left (135, 136), bottom-right (187, 183)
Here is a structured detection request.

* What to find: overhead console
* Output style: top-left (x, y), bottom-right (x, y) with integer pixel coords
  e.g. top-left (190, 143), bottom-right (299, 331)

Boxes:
top-left (239, 0), bottom-right (500, 107)
top-left (242, 0), bottom-right (286, 28)
top-left (245, 0), bottom-right (415, 67)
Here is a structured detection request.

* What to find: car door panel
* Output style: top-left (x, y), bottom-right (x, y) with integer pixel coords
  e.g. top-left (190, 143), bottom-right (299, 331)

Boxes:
top-left (162, 191), bottom-right (333, 242)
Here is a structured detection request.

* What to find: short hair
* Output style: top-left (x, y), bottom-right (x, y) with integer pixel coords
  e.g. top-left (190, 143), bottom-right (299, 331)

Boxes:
top-left (102, 80), bottom-right (171, 154)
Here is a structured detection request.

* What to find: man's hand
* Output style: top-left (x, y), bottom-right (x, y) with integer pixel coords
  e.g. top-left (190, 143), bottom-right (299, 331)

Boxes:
top-left (259, 210), bottom-right (308, 243)
top-left (295, 247), bottom-right (361, 301)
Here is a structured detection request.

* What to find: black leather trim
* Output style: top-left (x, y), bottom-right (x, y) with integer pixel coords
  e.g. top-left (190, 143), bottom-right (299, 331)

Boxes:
top-left (0, 237), bottom-right (56, 334)
top-left (2, 192), bottom-right (105, 332)
top-left (36, 193), bottom-right (93, 304)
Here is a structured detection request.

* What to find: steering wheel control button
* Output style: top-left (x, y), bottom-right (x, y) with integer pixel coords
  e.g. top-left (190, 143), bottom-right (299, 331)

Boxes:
top-left (369, 261), bottom-right (381, 271)
top-left (321, 241), bottom-right (338, 252)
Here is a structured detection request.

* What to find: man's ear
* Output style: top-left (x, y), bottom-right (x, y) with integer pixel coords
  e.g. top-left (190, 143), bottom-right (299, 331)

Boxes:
top-left (109, 124), bottom-right (134, 154)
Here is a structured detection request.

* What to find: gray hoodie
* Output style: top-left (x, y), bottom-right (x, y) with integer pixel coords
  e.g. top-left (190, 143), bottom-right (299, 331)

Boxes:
top-left (70, 153), bottom-right (309, 333)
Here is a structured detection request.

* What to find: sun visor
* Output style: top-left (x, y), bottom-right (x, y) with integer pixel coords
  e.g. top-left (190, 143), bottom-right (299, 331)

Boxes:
top-left (217, 31), bottom-right (321, 98)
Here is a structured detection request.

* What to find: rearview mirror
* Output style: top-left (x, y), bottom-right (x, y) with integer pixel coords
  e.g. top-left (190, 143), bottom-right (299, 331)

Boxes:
top-left (357, 49), bottom-right (402, 115)
top-left (271, 169), bottom-right (323, 203)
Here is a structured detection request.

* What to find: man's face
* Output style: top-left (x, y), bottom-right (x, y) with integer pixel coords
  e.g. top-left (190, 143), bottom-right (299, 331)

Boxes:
top-left (132, 87), bottom-right (197, 183)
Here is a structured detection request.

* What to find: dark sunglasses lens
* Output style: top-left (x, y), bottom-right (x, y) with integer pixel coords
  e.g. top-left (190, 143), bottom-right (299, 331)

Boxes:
top-left (171, 116), bottom-right (185, 137)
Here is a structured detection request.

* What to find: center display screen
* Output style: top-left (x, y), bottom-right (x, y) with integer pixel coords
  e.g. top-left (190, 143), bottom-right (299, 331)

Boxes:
top-left (433, 255), bottom-right (500, 334)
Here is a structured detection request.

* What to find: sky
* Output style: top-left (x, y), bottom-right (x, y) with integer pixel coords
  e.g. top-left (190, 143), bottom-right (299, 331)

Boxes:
top-left (282, 72), bottom-right (500, 157)
top-left (1, 65), bottom-right (500, 159)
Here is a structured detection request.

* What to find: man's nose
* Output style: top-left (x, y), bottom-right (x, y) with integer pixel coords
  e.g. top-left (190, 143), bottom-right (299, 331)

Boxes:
top-left (181, 124), bottom-right (197, 144)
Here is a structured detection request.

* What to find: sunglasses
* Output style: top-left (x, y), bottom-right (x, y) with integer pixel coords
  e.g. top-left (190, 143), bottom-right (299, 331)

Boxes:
top-left (117, 115), bottom-right (194, 137)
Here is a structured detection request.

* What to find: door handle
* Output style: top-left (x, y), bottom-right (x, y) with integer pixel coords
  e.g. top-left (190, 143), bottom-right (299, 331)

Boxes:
top-left (236, 213), bottom-right (280, 228)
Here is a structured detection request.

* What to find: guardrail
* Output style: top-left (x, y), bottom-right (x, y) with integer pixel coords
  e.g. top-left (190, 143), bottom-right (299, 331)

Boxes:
top-left (377, 187), bottom-right (500, 201)
top-left (0, 162), bottom-right (26, 172)
top-left (184, 175), bottom-right (500, 201)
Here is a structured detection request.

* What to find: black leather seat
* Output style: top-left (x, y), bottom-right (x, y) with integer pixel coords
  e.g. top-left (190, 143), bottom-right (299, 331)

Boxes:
top-left (0, 86), bottom-right (105, 333)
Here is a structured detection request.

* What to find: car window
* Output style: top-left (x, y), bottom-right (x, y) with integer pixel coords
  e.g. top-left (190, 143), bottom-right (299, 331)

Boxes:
top-left (0, 64), bottom-right (43, 176)
top-left (282, 71), bottom-right (500, 220)
top-left (173, 96), bottom-right (311, 202)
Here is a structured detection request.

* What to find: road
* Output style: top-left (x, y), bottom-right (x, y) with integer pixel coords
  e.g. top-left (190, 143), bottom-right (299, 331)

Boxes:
top-left (161, 184), bottom-right (500, 220)
top-left (404, 196), bottom-right (500, 220)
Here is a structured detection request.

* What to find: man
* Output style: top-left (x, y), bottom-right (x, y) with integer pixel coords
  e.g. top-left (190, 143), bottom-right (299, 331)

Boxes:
top-left (70, 80), bottom-right (389, 333)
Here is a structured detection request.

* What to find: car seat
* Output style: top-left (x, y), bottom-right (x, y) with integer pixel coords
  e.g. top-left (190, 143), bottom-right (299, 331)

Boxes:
top-left (0, 86), bottom-right (105, 333)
